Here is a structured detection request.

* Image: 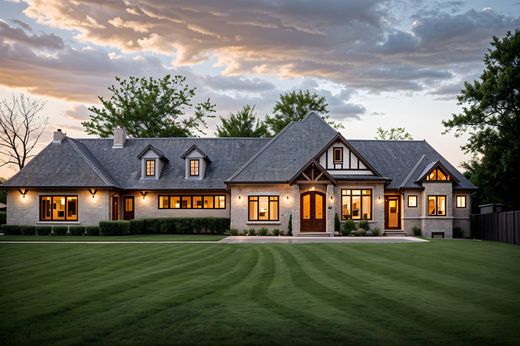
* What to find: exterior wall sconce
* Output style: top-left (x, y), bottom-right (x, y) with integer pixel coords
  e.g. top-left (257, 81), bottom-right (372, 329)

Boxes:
top-left (88, 188), bottom-right (98, 198)
top-left (310, 186), bottom-right (315, 191)
top-left (140, 191), bottom-right (148, 199)
top-left (238, 195), bottom-right (241, 200)
top-left (330, 195), bottom-right (333, 200)
top-left (286, 195), bottom-right (289, 200)
top-left (17, 188), bottom-right (28, 198)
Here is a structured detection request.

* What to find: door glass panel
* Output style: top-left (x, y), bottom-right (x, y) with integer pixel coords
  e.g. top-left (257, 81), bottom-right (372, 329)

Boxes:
top-left (303, 194), bottom-right (311, 220)
top-left (315, 194), bottom-right (323, 220)
top-left (125, 197), bottom-right (134, 212)
top-left (388, 198), bottom-right (399, 228)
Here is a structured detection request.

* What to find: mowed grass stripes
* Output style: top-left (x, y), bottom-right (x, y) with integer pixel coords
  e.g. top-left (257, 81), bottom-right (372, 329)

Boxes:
top-left (0, 240), bottom-right (519, 345)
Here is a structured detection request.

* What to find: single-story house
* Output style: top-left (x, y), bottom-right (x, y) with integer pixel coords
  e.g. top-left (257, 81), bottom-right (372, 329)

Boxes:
top-left (1, 113), bottom-right (476, 237)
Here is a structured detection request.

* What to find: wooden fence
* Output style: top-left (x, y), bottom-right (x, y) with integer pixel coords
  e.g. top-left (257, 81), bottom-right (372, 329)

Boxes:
top-left (471, 211), bottom-right (520, 245)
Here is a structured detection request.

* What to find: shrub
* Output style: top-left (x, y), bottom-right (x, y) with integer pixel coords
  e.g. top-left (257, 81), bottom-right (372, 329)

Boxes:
top-left (144, 218), bottom-right (230, 235)
top-left (272, 229), bottom-right (280, 236)
top-left (342, 219), bottom-right (356, 236)
top-left (412, 226), bottom-right (422, 237)
top-left (248, 228), bottom-right (256, 236)
top-left (334, 213), bottom-right (341, 233)
top-left (36, 226), bottom-right (52, 236)
top-left (129, 219), bottom-right (145, 234)
top-left (359, 220), bottom-right (370, 231)
top-left (453, 227), bottom-right (464, 238)
top-left (99, 221), bottom-right (129, 236)
top-left (258, 228), bottom-right (268, 236)
top-left (1, 224), bottom-right (21, 235)
top-left (69, 226), bottom-right (85, 236)
top-left (0, 211), bottom-right (6, 225)
top-left (371, 227), bottom-right (381, 236)
top-left (85, 226), bottom-right (100, 236)
top-left (52, 226), bottom-right (68, 236)
top-left (241, 229), bottom-right (248, 235)
top-left (287, 214), bottom-right (293, 236)
top-left (20, 225), bottom-right (36, 236)
top-left (229, 228), bottom-right (239, 236)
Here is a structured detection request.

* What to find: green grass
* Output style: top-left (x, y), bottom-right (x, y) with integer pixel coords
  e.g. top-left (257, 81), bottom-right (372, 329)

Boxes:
top-left (0, 234), bottom-right (225, 241)
top-left (0, 240), bottom-right (519, 345)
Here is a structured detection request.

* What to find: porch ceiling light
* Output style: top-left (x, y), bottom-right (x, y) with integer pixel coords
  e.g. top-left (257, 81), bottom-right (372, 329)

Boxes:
top-left (88, 188), bottom-right (98, 198)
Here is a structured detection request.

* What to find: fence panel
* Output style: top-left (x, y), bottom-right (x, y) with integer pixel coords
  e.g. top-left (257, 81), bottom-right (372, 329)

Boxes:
top-left (471, 211), bottom-right (519, 245)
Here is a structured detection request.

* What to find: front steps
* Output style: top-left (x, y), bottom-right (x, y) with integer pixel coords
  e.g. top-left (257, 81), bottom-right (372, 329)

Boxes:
top-left (384, 230), bottom-right (407, 237)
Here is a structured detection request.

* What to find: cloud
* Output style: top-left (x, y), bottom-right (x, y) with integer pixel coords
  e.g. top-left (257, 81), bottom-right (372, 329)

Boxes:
top-left (65, 104), bottom-right (90, 121)
top-left (0, 19), bottom-right (63, 49)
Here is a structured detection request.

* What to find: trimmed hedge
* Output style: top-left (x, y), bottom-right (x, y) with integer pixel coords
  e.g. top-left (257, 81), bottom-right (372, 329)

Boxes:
top-left (85, 226), bottom-right (100, 236)
top-left (99, 221), bottom-right (130, 236)
top-left (143, 218), bottom-right (230, 235)
top-left (1, 224), bottom-right (21, 235)
top-left (52, 226), bottom-right (68, 236)
top-left (69, 226), bottom-right (86, 236)
top-left (0, 211), bottom-right (6, 225)
top-left (36, 226), bottom-right (52, 236)
top-left (20, 225), bottom-right (36, 236)
top-left (129, 219), bottom-right (145, 235)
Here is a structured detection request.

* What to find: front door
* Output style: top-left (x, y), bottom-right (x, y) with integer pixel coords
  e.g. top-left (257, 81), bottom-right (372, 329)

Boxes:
top-left (301, 191), bottom-right (326, 232)
top-left (123, 196), bottom-right (134, 220)
top-left (385, 196), bottom-right (401, 229)
top-left (112, 196), bottom-right (119, 220)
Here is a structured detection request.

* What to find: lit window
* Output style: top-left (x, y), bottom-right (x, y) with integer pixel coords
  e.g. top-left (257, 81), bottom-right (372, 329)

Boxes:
top-left (145, 160), bottom-right (155, 177)
top-left (333, 147), bottom-right (343, 163)
top-left (190, 159), bottom-right (199, 176)
top-left (248, 195), bottom-right (279, 221)
top-left (428, 195), bottom-right (446, 216)
top-left (39, 195), bottom-right (78, 221)
top-left (426, 168), bottom-right (451, 181)
top-left (408, 195), bottom-right (417, 207)
top-left (456, 195), bottom-right (466, 208)
top-left (341, 189), bottom-right (372, 220)
top-left (158, 195), bottom-right (226, 209)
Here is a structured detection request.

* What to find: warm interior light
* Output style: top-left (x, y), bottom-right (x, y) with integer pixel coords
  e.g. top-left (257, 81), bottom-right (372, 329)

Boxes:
top-left (310, 186), bottom-right (315, 191)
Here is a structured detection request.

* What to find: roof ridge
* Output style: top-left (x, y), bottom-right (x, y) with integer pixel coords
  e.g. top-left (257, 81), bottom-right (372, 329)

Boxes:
top-left (347, 139), bottom-right (426, 142)
top-left (399, 154), bottom-right (427, 188)
top-left (68, 138), bottom-right (119, 187)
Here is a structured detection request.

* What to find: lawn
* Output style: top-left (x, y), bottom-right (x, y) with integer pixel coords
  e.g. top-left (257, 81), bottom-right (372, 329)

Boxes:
top-left (0, 234), bottom-right (225, 241)
top-left (0, 240), bottom-right (519, 345)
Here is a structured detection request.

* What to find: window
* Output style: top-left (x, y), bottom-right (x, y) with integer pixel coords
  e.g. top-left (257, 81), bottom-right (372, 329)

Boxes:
top-left (333, 147), bottom-right (343, 163)
top-left (428, 195), bottom-right (446, 216)
top-left (408, 195), bottom-right (417, 208)
top-left (341, 189), bottom-right (372, 220)
top-left (426, 168), bottom-right (451, 181)
top-left (190, 159), bottom-right (199, 176)
top-left (145, 159), bottom-right (156, 177)
top-left (39, 195), bottom-right (78, 221)
top-left (248, 195), bottom-right (279, 221)
top-left (158, 195), bottom-right (226, 209)
top-left (456, 195), bottom-right (466, 208)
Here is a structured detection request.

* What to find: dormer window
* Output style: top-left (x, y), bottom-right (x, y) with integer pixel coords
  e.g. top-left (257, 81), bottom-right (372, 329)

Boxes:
top-left (426, 168), bottom-right (450, 181)
top-left (145, 160), bottom-right (156, 177)
top-left (333, 147), bottom-right (343, 163)
top-left (190, 159), bottom-right (199, 177)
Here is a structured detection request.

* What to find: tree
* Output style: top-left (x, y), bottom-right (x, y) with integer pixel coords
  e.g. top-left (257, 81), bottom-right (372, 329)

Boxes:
top-left (265, 90), bottom-right (341, 135)
top-left (83, 75), bottom-right (215, 138)
top-left (0, 94), bottom-right (47, 170)
top-left (375, 127), bottom-right (413, 140)
top-left (215, 105), bottom-right (269, 137)
top-left (443, 30), bottom-right (520, 209)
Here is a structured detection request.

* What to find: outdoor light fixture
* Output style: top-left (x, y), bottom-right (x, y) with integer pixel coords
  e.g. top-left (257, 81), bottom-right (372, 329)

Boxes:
top-left (286, 195), bottom-right (289, 200)
top-left (17, 188), bottom-right (28, 198)
top-left (330, 195), bottom-right (334, 200)
top-left (140, 191), bottom-right (148, 199)
top-left (238, 195), bottom-right (242, 200)
top-left (88, 188), bottom-right (97, 198)
top-left (310, 186), bottom-right (315, 191)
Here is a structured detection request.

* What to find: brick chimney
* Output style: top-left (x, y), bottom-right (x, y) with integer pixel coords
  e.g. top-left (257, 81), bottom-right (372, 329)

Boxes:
top-left (113, 127), bottom-right (127, 148)
top-left (53, 129), bottom-right (66, 143)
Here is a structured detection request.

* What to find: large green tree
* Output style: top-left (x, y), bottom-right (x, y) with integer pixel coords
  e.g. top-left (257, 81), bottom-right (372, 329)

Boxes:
top-left (83, 75), bottom-right (215, 138)
top-left (215, 105), bottom-right (269, 137)
top-left (265, 90), bottom-right (341, 135)
top-left (375, 127), bottom-right (413, 140)
top-left (443, 30), bottom-right (520, 210)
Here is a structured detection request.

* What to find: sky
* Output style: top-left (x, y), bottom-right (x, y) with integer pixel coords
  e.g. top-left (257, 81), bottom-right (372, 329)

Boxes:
top-left (0, 0), bottom-right (519, 178)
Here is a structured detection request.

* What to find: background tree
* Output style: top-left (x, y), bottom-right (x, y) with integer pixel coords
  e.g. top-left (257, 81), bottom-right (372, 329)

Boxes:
top-left (83, 75), bottom-right (215, 138)
top-left (443, 30), bottom-right (520, 210)
top-left (265, 90), bottom-right (341, 135)
top-left (215, 105), bottom-right (269, 137)
top-left (375, 127), bottom-right (413, 140)
top-left (0, 94), bottom-right (47, 170)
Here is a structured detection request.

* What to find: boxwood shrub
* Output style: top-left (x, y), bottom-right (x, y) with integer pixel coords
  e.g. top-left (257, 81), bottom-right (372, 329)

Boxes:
top-left (129, 219), bottom-right (145, 234)
top-left (99, 221), bottom-right (130, 236)
top-left (1, 224), bottom-right (21, 235)
top-left (52, 226), bottom-right (68, 236)
top-left (85, 226), bottom-right (100, 236)
top-left (36, 226), bottom-right (52, 236)
top-left (69, 226), bottom-right (85, 236)
top-left (143, 217), bottom-right (230, 235)
top-left (20, 225), bottom-right (36, 236)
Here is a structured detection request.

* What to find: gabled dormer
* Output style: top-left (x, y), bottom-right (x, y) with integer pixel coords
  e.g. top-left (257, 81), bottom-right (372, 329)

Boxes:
top-left (137, 144), bottom-right (168, 179)
top-left (181, 144), bottom-right (210, 179)
top-left (416, 161), bottom-right (459, 183)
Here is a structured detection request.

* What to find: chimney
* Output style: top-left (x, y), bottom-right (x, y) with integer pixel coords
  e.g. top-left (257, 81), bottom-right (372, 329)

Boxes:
top-left (113, 127), bottom-right (127, 148)
top-left (53, 129), bottom-right (66, 143)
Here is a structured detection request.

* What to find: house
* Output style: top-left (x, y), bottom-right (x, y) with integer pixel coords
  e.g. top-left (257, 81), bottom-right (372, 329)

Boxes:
top-left (1, 113), bottom-right (476, 237)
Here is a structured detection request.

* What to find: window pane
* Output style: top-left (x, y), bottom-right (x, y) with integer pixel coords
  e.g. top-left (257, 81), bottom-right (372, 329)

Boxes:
top-left (436, 169), bottom-right (448, 180)
top-left (53, 196), bottom-right (66, 220)
top-left (204, 196), bottom-right (214, 209)
top-left (362, 189), bottom-right (371, 195)
top-left (159, 196), bottom-right (169, 209)
top-left (270, 199), bottom-right (279, 221)
top-left (437, 196), bottom-right (446, 215)
top-left (249, 198), bottom-right (258, 220)
top-left (408, 195), bottom-right (417, 207)
top-left (352, 196), bottom-right (361, 219)
top-left (170, 196), bottom-right (180, 209)
top-left (40, 196), bottom-right (52, 220)
top-left (341, 196), bottom-right (351, 219)
top-left (303, 194), bottom-right (311, 220)
top-left (315, 194), bottom-right (323, 220)
top-left (457, 196), bottom-right (466, 208)
top-left (342, 189), bottom-right (350, 196)
top-left (66, 197), bottom-right (78, 220)
top-left (352, 190), bottom-right (361, 195)
top-left (333, 148), bottom-right (342, 162)
top-left (190, 160), bottom-right (199, 176)
top-left (362, 195), bottom-right (371, 220)
top-left (146, 160), bottom-right (155, 176)
top-left (428, 196), bottom-right (436, 216)
top-left (181, 196), bottom-right (191, 209)
top-left (193, 196), bottom-right (203, 208)
top-left (218, 195), bottom-right (226, 208)
top-left (258, 196), bottom-right (269, 220)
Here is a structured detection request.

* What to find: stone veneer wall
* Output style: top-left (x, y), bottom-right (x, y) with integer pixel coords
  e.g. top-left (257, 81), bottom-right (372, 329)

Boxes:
top-left (420, 182), bottom-right (453, 238)
top-left (6, 189), bottom-right (111, 226)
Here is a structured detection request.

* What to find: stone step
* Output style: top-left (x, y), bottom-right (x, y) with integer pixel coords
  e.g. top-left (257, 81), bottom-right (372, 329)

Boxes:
top-left (384, 230), bottom-right (407, 237)
top-left (297, 232), bottom-right (333, 237)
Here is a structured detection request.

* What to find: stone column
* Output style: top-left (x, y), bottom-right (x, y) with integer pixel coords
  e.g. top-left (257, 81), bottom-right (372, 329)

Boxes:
top-left (326, 184), bottom-right (335, 236)
top-left (291, 184), bottom-right (300, 236)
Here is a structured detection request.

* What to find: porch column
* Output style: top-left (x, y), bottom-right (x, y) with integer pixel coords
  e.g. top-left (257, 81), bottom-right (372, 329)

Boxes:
top-left (326, 184), bottom-right (335, 236)
top-left (291, 184), bottom-right (300, 236)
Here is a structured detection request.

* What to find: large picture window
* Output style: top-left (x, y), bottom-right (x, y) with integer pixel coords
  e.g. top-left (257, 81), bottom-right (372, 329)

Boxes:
top-left (39, 195), bottom-right (78, 221)
top-left (248, 195), bottom-right (279, 221)
top-left (341, 189), bottom-right (372, 220)
top-left (428, 195), bottom-right (446, 216)
top-left (158, 195), bottom-right (226, 209)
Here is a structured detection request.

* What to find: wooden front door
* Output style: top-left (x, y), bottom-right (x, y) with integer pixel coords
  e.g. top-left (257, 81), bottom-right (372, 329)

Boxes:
top-left (301, 191), bottom-right (326, 232)
top-left (112, 196), bottom-right (119, 220)
top-left (385, 196), bottom-right (401, 229)
top-left (123, 196), bottom-right (134, 220)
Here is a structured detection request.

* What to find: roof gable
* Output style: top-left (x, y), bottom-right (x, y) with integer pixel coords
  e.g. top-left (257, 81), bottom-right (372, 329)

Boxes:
top-left (136, 144), bottom-right (168, 161)
top-left (180, 144), bottom-right (209, 161)
top-left (416, 160), bottom-right (460, 183)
